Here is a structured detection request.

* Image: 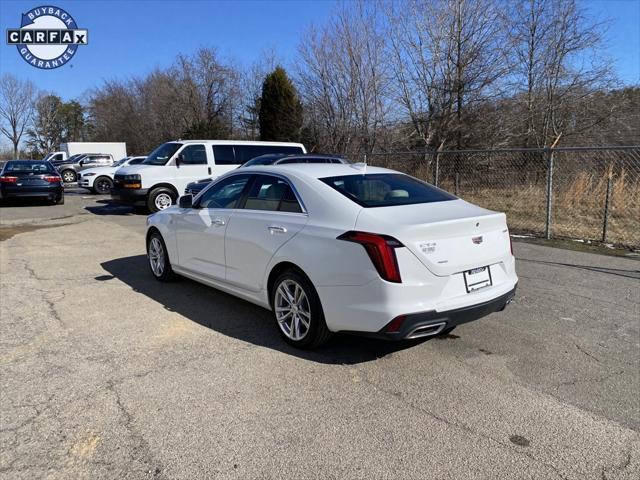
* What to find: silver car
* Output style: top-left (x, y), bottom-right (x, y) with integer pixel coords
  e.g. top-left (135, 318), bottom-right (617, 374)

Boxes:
top-left (56, 154), bottom-right (115, 183)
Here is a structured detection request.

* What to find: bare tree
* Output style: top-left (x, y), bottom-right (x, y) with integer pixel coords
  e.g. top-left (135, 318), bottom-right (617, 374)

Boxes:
top-left (239, 49), bottom-right (279, 139)
top-left (506, 0), bottom-right (614, 147)
top-left (384, 0), bottom-right (507, 149)
top-left (297, 1), bottom-right (390, 155)
top-left (0, 74), bottom-right (36, 158)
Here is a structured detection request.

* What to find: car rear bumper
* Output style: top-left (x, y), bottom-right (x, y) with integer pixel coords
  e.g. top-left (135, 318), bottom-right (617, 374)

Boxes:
top-left (111, 187), bottom-right (148, 206)
top-left (354, 284), bottom-right (517, 340)
top-left (0, 185), bottom-right (63, 199)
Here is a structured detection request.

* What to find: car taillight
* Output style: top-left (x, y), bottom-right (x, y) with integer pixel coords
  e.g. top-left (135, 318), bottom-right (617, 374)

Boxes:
top-left (0, 176), bottom-right (18, 183)
top-left (44, 175), bottom-right (61, 183)
top-left (337, 231), bottom-right (403, 283)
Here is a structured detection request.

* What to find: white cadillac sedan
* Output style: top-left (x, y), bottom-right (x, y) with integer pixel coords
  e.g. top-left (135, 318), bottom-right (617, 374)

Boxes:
top-left (146, 164), bottom-right (517, 348)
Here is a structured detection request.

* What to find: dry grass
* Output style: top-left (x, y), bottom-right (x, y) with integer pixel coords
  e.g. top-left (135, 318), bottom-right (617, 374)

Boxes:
top-left (433, 170), bottom-right (639, 248)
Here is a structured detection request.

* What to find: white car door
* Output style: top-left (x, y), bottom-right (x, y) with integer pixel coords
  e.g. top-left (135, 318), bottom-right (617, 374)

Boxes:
top-left (174, 174), bottom-right (252, 280)
top-left (224, 174), bottom-right (308, 292)
top-left (174, 144), bottom-right (211, 195)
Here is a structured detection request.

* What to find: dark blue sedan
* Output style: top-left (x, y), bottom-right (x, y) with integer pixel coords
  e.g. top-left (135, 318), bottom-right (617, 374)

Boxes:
top-left (0, 160), bottom-right (64, 205)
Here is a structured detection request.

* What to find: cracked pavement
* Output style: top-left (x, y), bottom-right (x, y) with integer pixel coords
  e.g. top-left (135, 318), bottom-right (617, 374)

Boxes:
top-left (1, 193), bottom-right (639, 479)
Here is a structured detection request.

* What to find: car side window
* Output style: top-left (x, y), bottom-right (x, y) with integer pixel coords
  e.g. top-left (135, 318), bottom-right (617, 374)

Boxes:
top-left (129, 158), bottom-right (144, 165)
top-left (180, 145), bottom-right (207, 165)
top-left (242, 175), bottom-right (303, 213)
top-left (212, 145), bottom-right (237, 165)
top-left (198, 175), bottom-right (251, 209)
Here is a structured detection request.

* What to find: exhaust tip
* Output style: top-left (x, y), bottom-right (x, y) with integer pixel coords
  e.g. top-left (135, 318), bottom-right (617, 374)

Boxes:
top-left (405, 322), bottom-right (447, 339)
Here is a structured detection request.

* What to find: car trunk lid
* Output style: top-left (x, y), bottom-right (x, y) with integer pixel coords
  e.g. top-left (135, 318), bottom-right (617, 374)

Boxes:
top-left (354, 199), bottom-right (511, 276)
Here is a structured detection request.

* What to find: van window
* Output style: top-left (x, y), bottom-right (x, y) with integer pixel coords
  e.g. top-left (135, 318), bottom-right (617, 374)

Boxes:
top-left (144, 143), bottom-right (182, 166)
top-left (235, 145), bottom-right (304, 164)
top-left (180, 144), bottom-right (207, 165)
top-left (212, 145), bottom-right (236, 165)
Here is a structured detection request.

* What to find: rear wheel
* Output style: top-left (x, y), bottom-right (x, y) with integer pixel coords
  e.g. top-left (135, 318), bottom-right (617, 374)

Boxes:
top-left (147, 188), bottom-right (176, 212)
top-left (93, 176), bottom-right (113, 194)
top-left (271, 269), bottom-right (331, 348)
top-left (55, 193), bottom-right (64, 205)
top-left (146, 231), bottom-right (175, 281)
top-left (60, 170), bottom-right (76, 183)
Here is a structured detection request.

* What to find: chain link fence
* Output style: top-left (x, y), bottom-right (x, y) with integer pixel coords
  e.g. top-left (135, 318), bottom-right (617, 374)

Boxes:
top-left (363, 146), bottom-right (640, 249)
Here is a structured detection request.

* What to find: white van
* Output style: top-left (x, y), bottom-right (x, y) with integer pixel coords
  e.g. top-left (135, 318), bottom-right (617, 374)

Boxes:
top-left (111, 140), bottom-right (306, 212)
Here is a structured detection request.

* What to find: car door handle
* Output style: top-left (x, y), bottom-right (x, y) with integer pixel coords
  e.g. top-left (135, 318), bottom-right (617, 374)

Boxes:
top-left (212, 218), bottom-right (226, 227)
top-left (268, 225), bottom-right (287, 234)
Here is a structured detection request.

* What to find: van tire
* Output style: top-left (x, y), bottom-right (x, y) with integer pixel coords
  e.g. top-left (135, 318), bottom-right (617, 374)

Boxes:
top-left (148, 187), bottom-right (176, 212)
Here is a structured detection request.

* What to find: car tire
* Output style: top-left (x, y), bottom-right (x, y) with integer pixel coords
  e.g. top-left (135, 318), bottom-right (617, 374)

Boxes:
top-left (93, 176), bottom-right (113, 195)
top-left (55, 194), bottom-right (64, 205)
top-left (271, 269), bottom-right (331, 349)
top-left (148, 188), bottom-right (176, 213)
top-left (146, 231), bottom-right (175, 282)
top-left (60, 169), bottom-right (76, 183)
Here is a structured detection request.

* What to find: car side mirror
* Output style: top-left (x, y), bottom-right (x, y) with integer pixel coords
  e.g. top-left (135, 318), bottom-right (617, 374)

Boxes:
top-left (175, 154), bottom-right (184, 167)
top-left (178, 194), bottom-right (193, 209)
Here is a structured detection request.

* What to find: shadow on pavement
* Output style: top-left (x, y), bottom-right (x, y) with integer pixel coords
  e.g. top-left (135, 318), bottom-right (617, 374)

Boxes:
top-left (101, 254), bottom-right (425, 365)
top-left (85, 199), bottom-right (144, 216)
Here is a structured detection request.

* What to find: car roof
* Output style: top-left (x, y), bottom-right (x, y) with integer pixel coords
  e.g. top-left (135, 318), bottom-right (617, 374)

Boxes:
top-left (168, 140), bottom-right (305, 147)
top-left (238, 163), bottom-right (392, 180)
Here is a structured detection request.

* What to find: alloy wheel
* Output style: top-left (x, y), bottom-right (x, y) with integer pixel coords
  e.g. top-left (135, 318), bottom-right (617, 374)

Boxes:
top-left (96, 179), bottom-right (112, 194)
top-left (148, 237), bottom-right (165, 277)
top-left (274, 279), bottom-right (311, 341)
top-left (62, 171), bottom-right (75, 183)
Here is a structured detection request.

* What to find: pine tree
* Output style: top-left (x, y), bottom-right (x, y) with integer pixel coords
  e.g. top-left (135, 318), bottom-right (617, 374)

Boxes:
top-left (259, 67), bottom-right (302, 142)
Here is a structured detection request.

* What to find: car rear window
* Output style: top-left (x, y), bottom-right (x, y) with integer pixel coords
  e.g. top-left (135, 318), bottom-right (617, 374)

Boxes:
top-left (320, 173), bottom-right (456, 208)
top-left (3, 162), bottom-right (55, 174)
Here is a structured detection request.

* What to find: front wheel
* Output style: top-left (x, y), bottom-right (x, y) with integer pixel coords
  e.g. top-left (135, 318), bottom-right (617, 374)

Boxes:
top-left (146, 231), bottom-right (175, 281)
top-left (271, 269), bottom-right (331, 349)
top-left (147, 188), bottom-right (176, 212)
top-left (93, 176), bottom-right (113, 194)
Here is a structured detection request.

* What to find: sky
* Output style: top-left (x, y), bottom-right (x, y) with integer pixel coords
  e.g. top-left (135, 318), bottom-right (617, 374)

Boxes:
top-left (0, 0), bottom-right (638, 101)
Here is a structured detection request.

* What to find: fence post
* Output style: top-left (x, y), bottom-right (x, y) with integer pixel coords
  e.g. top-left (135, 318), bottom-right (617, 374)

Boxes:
top-left (602, 168), bottom-right (613, 243)
top-left (545, 149), bottom-right (554, 239)
top-left (433, 150), bottom-right (440, 187)
top-left (455, 172), bottom-right (460, 196)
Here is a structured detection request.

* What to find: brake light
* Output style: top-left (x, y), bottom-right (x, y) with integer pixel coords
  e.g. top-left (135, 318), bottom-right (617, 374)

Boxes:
top-left (44, 175), bottom-right (61, 183)
top-left (338, 231), bottom-right (403, 283)
top-left (0, 176), bottom-right (18, 183)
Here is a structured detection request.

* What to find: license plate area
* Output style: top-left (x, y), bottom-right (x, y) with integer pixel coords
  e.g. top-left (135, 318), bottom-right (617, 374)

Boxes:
top-left (464, 266), bottom-right (492, 293)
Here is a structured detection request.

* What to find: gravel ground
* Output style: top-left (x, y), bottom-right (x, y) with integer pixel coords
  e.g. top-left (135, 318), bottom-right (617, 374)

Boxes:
top-left (1, 192), bottom-right (638, 479)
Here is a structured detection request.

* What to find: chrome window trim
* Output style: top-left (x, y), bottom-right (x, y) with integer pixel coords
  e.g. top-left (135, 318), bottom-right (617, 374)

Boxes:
top-left (195, 171), bottom-right (308, 215)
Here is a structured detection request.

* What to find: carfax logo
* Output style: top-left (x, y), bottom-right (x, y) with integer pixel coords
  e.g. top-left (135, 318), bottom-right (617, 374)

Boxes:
top-left (6, 5), bottom-right (88, 69)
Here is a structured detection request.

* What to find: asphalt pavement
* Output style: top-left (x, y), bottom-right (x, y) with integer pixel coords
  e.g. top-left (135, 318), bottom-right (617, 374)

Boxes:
top-left (1, 191), bottom-right (638, 479)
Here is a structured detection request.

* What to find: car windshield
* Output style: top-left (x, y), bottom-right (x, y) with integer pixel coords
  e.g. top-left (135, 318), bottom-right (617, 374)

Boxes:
top-left (320, 173), bottom-right (457, 208)
top-left (241, 154), bottom-right (289, 167)
top-left (113, 157), bottom-right (129, 167)
top-left (3, 161), bottom-right (55, 174)
top-left (143, 143), bottom-right (182, 166)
